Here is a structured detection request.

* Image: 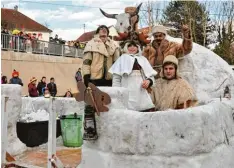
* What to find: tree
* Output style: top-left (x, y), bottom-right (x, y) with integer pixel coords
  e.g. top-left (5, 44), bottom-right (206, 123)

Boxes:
top-left (212, 1), bottom-right (234, 64)
top-left (213, 23), bottom-right (234, 64)
top-left (139, 1), bottom-right (169, 29)
top-left (161, 0), bottom-right (215, 47)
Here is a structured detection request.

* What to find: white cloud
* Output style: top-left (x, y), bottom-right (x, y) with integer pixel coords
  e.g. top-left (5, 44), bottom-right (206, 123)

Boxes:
top-left (19, 7), bottom-right (96, 22)
top-left (91, 18), bottom-right (117, 27)
top-left (68, 11), bottom-right (95, 20)
top-left (51, 28), bottom-right (93, 41)
top-left (2, 0), bottom-right (27, 9)
top-left (4, 0), bottom-right (153, 40)
top-left (19, 8), bottom-right (42, 20)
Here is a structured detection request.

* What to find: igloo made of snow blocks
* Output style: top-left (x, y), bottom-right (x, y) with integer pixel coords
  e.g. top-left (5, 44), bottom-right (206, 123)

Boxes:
top-left (78, 37), bottom-right (234, 168)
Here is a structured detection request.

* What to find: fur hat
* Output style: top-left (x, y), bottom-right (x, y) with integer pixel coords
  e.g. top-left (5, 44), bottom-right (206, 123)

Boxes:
top-left (163, 55), bottom-right (178, 66)
top-left (151, 25), bottom-right (167, 36)
top-left (12, 69), bottom-right (19, 77)
top-left (30, 77), bottom-right (37, 83)
top-left (123, 40), bottom-right (142, 55)
top-left (160, 55), bottom-right (180, 78)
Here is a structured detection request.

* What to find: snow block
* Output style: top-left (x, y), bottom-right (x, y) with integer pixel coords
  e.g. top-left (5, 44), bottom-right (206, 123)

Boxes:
top-left (79, 87), bottom-right (234, 168)
top-left (1, 84), bottom-right (27, 155)
top-left (98, 87), bottom-right (128, 109)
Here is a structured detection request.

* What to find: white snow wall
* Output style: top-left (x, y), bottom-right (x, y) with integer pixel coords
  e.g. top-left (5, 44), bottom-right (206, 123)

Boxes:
top-left (1, 84), bottom-right (85, 155)
top-left (1, 84), bottom-right (26, 156)
top-left (79, 97), bottom-right (234, 168)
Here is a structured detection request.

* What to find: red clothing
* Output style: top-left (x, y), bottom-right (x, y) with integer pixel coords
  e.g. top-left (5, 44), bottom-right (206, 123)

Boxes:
top-left (28, 83), bottom-right (38, 97)
top-left (132, 59), bottom-right (142, 70)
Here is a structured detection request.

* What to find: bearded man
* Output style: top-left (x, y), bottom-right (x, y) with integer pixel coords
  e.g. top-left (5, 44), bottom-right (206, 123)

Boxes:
top-left (152, 55), bottom-right (197, 111)
top-left (143, 25), bottom-right (192, 77)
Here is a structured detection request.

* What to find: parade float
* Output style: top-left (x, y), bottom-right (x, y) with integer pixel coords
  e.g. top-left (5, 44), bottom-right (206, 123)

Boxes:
top-left (1, 3), bottom-right (234, 168)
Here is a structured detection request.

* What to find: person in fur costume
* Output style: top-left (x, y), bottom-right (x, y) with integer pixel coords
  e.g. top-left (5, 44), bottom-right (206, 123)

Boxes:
top-left (82, 25), bottom-right (120, 140)
top-left (82, 25), bottom-right (120, 87)
top-left (109, 41), bottom-right (157, 112)
top-left (152, 55), bottom-right (197, 111)
top-left (143, 25), bottom-right (192, 77)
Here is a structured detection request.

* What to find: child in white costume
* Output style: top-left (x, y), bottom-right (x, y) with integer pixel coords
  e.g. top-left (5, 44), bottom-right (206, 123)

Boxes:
top-left (109, 41), bottom-right (157, 111)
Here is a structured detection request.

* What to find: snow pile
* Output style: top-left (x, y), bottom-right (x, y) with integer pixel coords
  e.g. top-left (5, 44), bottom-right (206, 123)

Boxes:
top-left (21, 97), bottom-right (84, 118)
top-left (19, 109), bottom-right (49, 122)
top-left (98, 87), bottom-right (128, 109)
top-left (20, 88), bottom-right (127, 123)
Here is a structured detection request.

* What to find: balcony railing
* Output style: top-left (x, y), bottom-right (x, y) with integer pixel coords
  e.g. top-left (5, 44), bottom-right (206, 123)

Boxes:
top-left (1, 33), bottom-right (84, 58)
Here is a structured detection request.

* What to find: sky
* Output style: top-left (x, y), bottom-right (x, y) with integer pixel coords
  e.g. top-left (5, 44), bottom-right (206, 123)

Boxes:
top-left (1, 0), bottom-right (170, 41)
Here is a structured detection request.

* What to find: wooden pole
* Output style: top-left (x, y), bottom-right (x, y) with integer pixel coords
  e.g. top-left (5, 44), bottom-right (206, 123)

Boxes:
top-left (148, 1), bottom-right (152, 33)
top-left (47, 98), bottom-right (57, 168)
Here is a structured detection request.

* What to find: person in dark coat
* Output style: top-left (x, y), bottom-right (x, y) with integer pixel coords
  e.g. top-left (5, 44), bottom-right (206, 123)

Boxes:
top-left (1, 76), bottom-right (8, 84)
top-left (47, 77), bottom-right (57, 97)
top-left (75, 68), bottom-right (82, 82)
top-left (9, 69), bottom-right (23, 86)
top-left (28, 77), bottom-right (38, 97)
top-left (37, 76), bottom-right (46, 96)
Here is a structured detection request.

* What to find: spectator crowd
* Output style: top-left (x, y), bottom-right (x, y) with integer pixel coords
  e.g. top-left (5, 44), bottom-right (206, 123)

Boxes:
top-left (1, 27), bottom-right (85, 56)
top-left (1, 69), bottom-right (83, 98)
top-left (1, 27), bottom-right (41, 52)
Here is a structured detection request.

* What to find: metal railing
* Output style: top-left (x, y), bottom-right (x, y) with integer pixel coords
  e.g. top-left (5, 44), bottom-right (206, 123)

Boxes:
top-left (1, 33), bottom-right (84, 58)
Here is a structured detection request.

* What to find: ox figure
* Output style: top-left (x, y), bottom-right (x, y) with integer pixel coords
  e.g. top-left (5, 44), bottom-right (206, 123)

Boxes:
top-left (99, 3), bottom-right (150, 46)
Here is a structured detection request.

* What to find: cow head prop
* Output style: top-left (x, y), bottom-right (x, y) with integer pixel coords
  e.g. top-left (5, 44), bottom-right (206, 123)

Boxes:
top-left (100, 3), bottom-right (142, 34)
top-left (99, 3), bottom-right (150, 46)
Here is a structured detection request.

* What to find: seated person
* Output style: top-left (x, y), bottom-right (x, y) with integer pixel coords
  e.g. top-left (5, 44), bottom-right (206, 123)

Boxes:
top-left (109, 41), bottom-right (157, 112)
top-left (152, 55), bottom-right (197, 111)
top-left (43, 87), bottom-right (51, 98)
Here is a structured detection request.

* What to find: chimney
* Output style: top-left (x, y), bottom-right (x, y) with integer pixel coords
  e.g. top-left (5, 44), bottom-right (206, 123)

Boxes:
top-left (14, 5), bottom-right (18, 11)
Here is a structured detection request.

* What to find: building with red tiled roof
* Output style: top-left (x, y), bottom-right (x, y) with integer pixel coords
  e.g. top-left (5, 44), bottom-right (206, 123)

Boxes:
top-left (1, 7), bottom-right (52, 41)
top-left (76, 25), bottom-right (118, 43)
top-left (76, 31), bottom-right (95, 43)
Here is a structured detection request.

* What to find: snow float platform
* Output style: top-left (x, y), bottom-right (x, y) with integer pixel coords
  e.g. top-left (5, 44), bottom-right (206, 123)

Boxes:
top-left (2, 84), bottom-right (234, 168)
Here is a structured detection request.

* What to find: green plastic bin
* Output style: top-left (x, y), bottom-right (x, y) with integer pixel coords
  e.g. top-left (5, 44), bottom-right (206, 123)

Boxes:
top-left (60, 113), bottom-right (83, 147)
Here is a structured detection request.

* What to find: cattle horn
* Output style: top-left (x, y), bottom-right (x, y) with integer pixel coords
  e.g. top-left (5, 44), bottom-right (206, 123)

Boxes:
top-left (130, 3), bottom-right (142, 16)
top-left (100, 8), bottom-right (117, 19)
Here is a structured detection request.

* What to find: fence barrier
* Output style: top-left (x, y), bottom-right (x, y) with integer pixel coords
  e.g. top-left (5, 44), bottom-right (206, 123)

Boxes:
top-left (1, 33), bottom-right (84, 58)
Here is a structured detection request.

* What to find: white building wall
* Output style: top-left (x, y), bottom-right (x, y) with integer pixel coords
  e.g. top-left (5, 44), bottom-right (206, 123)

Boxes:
top-left (25, 31), bottom-right (51, 42)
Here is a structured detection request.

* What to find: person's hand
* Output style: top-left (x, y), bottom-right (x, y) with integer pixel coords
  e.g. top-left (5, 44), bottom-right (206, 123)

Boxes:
top-left (83, 74), bottom-right (91, 87)
top-left (142, 80), bottom-right (150, 89)
top-left (181, 24), bottom-right (190, 38)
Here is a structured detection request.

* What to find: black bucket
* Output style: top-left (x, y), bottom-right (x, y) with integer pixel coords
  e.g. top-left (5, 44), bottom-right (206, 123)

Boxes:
top-left (16, 120), bottom-right (62, 147)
